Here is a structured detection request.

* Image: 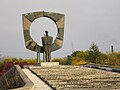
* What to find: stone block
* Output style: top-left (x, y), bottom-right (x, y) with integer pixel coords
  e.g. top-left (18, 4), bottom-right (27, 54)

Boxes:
top-left (41, 62), bottom-right (59, 67)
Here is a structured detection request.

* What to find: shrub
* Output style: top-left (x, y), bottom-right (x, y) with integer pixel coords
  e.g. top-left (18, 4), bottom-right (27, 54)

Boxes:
top-left (0, 58), bottom-right (37, 76)
top-left (52, 58), bottom-right (67, 65)
top-left (72, 57), bottom-right (88, 65)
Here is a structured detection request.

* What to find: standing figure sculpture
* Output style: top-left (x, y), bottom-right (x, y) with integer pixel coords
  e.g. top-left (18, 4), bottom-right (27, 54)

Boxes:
top-left (42, 31), bottom-right (53, 62)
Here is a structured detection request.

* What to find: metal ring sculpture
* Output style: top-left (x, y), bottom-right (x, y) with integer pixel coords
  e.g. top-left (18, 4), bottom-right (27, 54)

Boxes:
top-left (22, 11), bottom-right (65, 53)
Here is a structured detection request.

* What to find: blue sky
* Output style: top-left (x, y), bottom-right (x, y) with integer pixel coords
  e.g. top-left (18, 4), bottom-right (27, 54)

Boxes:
top-left (0, 0), bottom-right (120, 59)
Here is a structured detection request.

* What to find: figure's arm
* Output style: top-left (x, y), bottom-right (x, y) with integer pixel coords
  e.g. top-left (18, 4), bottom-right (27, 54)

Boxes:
top-left (41, 37), bottom-right (44, 45)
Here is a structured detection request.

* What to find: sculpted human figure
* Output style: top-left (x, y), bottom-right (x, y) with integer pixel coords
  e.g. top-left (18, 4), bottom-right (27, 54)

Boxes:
top-left (42, 31), bottom-right (53, 62)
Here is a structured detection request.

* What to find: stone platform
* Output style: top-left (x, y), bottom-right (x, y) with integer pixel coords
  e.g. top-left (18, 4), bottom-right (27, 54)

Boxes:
top-left (29, 65), bottom-right (120, 90)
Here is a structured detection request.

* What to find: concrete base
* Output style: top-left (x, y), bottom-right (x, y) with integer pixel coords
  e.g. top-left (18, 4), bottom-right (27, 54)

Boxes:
top-left (41, 62), bottom-right (59, 67)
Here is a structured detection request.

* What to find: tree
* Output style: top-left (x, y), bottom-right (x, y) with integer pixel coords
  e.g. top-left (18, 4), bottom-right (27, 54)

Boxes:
top-left (71, 51), bottom-right (89, 61)
top-left (87, 42), bottom-right (101, 63)
top-left (66, 55), bottom-right (72, 65)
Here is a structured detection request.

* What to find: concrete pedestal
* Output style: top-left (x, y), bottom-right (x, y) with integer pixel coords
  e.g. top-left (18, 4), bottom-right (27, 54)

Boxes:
top-left (41, 62), bottom-right (59, 67)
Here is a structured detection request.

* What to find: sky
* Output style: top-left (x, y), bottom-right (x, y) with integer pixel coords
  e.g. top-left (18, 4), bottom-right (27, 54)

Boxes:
top-left (0, 0), bottom-right (120, 59)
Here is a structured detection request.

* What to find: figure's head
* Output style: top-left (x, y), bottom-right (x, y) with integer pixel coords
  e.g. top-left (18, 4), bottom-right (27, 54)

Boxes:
top-left (45, 30), bottom-right (48, 35)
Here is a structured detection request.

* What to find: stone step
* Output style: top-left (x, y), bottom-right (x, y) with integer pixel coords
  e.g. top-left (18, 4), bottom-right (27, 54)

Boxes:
top-left (29, 65), bottom-right (120, 89)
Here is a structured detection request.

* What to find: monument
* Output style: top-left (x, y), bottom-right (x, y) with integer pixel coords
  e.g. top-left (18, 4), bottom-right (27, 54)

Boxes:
top-left (22, 11), bottom-right (65, 64)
